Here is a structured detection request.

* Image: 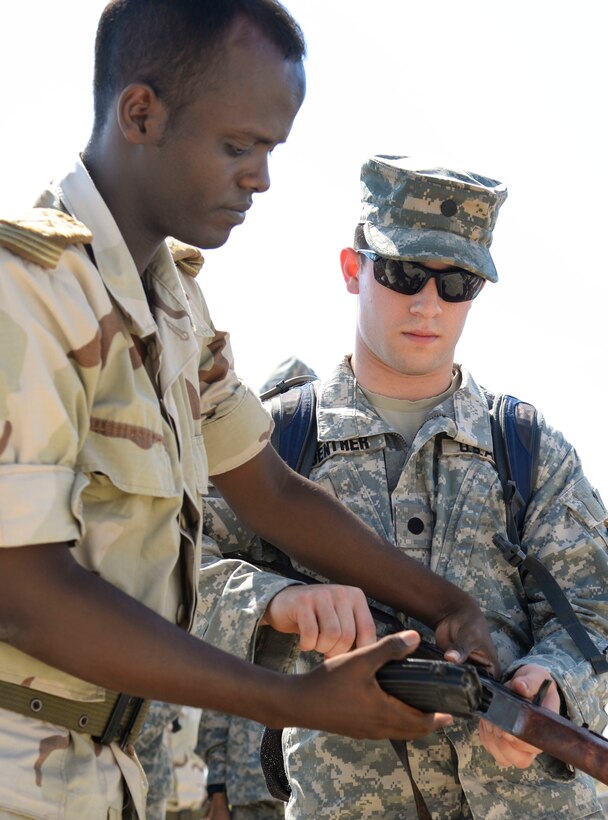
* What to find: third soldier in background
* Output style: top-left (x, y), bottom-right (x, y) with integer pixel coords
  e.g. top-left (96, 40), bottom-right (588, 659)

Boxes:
top-left (198, 357), bottom-right (317, 820)
top-left (204, 155), bottom-right (608, 818)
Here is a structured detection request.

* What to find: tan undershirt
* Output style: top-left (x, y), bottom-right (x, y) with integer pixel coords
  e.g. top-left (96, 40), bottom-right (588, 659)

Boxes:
top-left (361, 370), bottom-right (462, 447)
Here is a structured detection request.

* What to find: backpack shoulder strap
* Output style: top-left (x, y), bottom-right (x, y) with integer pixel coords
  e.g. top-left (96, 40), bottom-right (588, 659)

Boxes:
top-left (265, 378), bottom-right (318, 476)
top-left (488, 392), bottom-right (539, 544)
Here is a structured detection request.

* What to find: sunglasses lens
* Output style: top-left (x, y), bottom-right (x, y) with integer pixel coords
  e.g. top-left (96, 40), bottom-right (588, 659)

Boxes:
top-left (375, 259), bottom-right (427, 295)
top-left (439, 272), bottom-right (485, 302)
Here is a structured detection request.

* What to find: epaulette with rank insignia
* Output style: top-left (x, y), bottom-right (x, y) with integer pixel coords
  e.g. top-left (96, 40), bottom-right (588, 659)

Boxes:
top-left (167, 237), bottom-right (204, 278)
top-left (0, 208), bottom-right (92, 270)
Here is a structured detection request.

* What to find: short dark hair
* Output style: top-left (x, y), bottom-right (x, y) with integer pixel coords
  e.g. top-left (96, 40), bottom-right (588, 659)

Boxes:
top-left (92, 0), bottom-right (306, 134)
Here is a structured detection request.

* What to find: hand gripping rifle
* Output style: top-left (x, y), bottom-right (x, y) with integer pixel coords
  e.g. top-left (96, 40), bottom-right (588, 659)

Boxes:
top-left (227, 545), bottom-right (608, 789)
top-left (377, 639), bottom-right (608, 786)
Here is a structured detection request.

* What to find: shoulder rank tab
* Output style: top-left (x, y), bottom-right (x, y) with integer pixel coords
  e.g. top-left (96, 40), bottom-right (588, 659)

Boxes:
top-left (167, 237), bottom-right (205, 277)
top-left (0, 209), bottom-right (92, 270)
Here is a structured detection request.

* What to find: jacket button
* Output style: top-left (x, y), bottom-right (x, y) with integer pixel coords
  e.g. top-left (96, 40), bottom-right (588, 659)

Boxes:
top-left (408, 517), bottom-right (425, 535)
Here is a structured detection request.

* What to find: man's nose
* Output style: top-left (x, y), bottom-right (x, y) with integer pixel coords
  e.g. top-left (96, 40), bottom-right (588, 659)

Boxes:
top-left (239, 154), bottom-right (271, 194)
top-left (409, 277), bottom-right (442, 316)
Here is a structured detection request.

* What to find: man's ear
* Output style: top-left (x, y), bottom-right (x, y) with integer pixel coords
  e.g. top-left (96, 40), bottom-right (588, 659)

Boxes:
top-left (340, 247), bottom-right (361, 294)
top-left (116, 84), bottom-right (168, 145)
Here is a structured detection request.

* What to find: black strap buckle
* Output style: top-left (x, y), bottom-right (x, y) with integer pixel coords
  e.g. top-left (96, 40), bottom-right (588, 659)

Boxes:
top-left (590, 654), bottom-right (608, 676)
top-left (94, 693), bottom-right (146, 749)
top-left (493, 533), bottom-right (526, 568)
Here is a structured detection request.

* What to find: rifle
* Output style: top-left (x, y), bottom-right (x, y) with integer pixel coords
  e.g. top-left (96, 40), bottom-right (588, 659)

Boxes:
top-left (226, 550), bottom-right (608, 786)
top-left (377, 640), bottom-right (608, 786)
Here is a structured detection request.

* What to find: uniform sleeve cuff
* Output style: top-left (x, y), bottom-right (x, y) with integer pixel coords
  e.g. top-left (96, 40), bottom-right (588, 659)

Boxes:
top-left (0, 465), bottom-right (81, 546)
top-left (204, 388), bottom-right (273, 476)
top-left (206, 783), bottom-right (227, 795)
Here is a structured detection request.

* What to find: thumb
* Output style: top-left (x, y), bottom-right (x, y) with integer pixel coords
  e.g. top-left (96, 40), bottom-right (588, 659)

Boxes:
top-left (364, 630), bottom-right (421, 671)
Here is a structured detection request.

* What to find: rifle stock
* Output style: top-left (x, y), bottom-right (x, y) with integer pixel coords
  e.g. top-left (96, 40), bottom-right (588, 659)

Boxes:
top-left (481, 676), bottom-right (608, 785)
top-left (378, 641), bottom-right (608, 786)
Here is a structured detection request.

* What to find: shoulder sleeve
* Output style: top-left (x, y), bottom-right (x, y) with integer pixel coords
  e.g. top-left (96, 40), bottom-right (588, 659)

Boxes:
top-left (179, 274), bottom-right (273, 476)
top-left (513, 415), bottom-right (608, 729)
top-left (0, 236), bottom-right (101, 547)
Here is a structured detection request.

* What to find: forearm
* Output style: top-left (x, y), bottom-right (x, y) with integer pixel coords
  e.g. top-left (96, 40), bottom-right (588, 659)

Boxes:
top-left (215, 463), bottom-right (473, 630)
top-left (0, 543), bottom-right (291, 726)
top-left (0, 548), bottom-right (452, 741)
top-left (197, 548), bottom-right (300, 666)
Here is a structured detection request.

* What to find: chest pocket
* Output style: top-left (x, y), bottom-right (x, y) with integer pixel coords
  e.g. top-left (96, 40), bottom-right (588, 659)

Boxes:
top-left (433, 457), bottom-right (532, 648)
top-left (433, 456), bottom-right (501, 576)
top-left (314, 457), bottom-right (392, 542)
top-left (561, 478), bottom-right (608, 543)
top-left (76, 323), bottom-right (180, 497)
top-left (78, 413), bottom-right (178, 498)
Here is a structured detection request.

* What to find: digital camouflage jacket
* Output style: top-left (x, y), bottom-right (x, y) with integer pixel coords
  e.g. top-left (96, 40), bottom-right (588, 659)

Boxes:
top-left (205, 356), bottom-right (608, 820)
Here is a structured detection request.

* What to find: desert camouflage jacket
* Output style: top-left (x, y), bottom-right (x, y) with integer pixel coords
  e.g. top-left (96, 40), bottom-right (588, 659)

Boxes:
top-left (0, 159), bottom-right (293, 819)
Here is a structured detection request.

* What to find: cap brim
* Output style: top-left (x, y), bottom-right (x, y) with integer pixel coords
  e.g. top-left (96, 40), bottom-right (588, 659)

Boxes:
top-left (364, 223), bottom-right (498, 283)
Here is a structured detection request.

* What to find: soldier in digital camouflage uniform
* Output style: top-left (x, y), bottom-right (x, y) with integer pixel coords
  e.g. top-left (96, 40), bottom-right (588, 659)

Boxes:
top-left (204, 155), bottom-right (608, 819)
top-left (0, 4), bottom-right (502, 819)
top-left (137, 701), bottom-right (182, 819)
top-left (137, 701), bottom-right (206, 820)
top-left (196, 712), bottom-right (283, 820)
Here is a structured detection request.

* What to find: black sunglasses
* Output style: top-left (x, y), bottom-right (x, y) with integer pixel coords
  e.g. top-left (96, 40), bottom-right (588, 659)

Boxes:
top-left (358, 250), bottom-right (485, 303)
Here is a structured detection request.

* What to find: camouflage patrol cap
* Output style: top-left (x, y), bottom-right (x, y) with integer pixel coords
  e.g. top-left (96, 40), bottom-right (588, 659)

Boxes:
top-left (359, 155), bottom-right (507, 282)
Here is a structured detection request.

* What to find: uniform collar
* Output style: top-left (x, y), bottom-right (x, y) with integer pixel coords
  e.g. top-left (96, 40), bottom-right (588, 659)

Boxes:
top-left (317, 357), bottom-right (493, 452)
top-left (56, 158), bottom-right (204, 341)
top-left (55, 158), bottom-right (210, 395)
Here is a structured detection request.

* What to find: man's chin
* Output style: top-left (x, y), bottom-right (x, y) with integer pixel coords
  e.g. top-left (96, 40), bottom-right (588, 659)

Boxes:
top-left (175, 225), bottom-right (235, 251)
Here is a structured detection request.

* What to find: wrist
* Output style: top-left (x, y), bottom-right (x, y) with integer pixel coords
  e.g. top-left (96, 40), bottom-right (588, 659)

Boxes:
top-left (433, 586), bottom-right (479, 626)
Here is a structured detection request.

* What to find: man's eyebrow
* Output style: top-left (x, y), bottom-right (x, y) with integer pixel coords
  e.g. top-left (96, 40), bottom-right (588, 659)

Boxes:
top-left (234, 129), bottom-right (286, 147)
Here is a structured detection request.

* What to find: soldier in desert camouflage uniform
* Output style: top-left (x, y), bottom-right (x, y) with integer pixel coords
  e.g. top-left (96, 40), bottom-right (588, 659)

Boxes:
top-left (205, 156), bottom-right (608, 819)
top-left (0, 5), bottom-right (500, 820)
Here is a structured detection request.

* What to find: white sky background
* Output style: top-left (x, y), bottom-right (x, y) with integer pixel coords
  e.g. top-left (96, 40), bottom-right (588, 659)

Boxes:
top-left (0, 1), bottom-right (606, 493)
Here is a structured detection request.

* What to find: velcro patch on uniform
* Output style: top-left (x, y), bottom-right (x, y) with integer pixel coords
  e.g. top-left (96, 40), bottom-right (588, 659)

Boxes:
top-left (167, 237), bottom-right (204, 277)
top-left (313, 435), bottom-right (384, 466)
top-left (0, 209), bottom-right (92, 270)
top-left (441, 438), bottom-right (493, 460)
